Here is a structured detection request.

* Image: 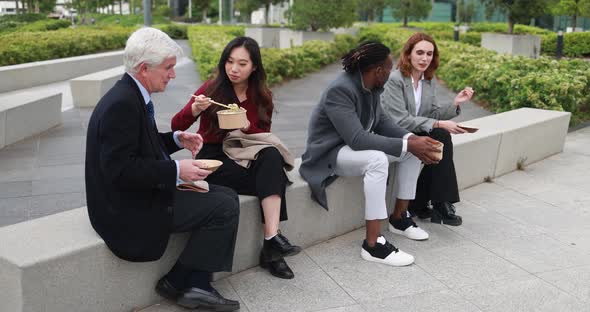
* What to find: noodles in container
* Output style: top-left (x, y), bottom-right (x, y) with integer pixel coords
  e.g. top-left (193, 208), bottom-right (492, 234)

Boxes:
top-left (217, 103), bottom-right (248, 129)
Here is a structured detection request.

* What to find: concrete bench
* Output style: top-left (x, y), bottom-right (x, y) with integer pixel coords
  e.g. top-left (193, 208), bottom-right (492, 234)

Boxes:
top-left (0, 90), bottom-right (62, 149)
top-left (0, 163), bottom-right (372, 312)
top-left (0, 51), bottom-right (124, 94)
top-left (0, 107), bottom-right (571, 312)
top-left (70, 66), bottom-right (125, 108)
top-left (452, 107), bottom-right (571, 189)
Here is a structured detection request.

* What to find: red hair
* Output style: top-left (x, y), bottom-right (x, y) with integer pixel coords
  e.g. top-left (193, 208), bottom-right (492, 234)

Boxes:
top-left (397, 32), bottom-right (439, 80)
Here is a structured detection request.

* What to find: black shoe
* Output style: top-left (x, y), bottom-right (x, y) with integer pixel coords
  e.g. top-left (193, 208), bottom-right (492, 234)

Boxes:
top-left (431, 202), bottom-right (463, 226)
top-left (155, 276), bottom-right (182, 301)
top-left (264, 232), bottom-right (302, 258)
top-left (408, 201), bottom-right (433, 219)
top-left (260, 252), bottom-right (295, 279)
top-left (177, 287), bottom-right (240, 311)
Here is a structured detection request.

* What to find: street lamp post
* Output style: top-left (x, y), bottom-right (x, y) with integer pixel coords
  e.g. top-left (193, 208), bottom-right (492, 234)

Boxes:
top-left (556, 30), bottom-right (564, 60)
top-left (143, 0), bottom-right (152, 26)
top-left (218, 0), bottom-right (223, 25)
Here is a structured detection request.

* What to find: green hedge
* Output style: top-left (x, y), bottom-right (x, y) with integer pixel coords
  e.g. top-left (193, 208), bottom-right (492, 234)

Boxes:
top-left (189, 25), bottom-right (356, 86)
top-left (261, 35), bottom-right (357, 85)
top-left (541, 32), bottom-right (590, 57)
top-left (0, 15), bottom-right (69, 33)
top-left (360, 24), bottom-right (590, 126)
top-left (156, 23), bottom-right (188, 39)
top-left (366, 22), bottom-right (590, 57)
top-left (0, 26), bottom-right (133, 66)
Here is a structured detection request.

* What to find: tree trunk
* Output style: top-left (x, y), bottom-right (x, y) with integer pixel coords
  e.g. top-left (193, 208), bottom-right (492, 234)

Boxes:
top-left (34, 0), bottom-right (39, 13)
top-left (15, 0), bottom-right (19, 14)
top-left (131, 0), bottom-right (134, 14)
top-left (403, 15), bottom-right (408, 27)
top-left (119, 0), bottom-right (123, 15)
top-left (572, 14), bottom-right (578, 31)
top-left (508, 16), bottom-right (514, 34)
top-left (202, 7), bottom-right (208, 22)
top-left (265, 2), bottom-right (270, 24)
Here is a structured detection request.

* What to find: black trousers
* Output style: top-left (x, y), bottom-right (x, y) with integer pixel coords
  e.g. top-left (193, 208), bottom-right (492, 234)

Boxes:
top-left (411, 128), bottom-right (460, 207)
top-left (172, 184), bottom-right (239, 272)
top-left (196, 144), bottom-right (289, 222)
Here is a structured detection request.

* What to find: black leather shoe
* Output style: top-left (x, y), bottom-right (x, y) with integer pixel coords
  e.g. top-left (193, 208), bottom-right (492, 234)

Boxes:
top-left (264, 232), bottom-right (302, 257)
top-left (155, 277), bottom-right (182, 301)
top-left (177, 287), bottom-right (240, 311)
top-left (408, 202), bottom-right (432, 219)
top-left (431, 202), bottom-right (462, 226)
top-left (260, 253), bottom-right (295, 279)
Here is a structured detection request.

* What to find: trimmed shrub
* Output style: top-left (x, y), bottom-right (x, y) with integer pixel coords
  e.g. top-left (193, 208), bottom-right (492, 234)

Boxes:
top-left (157, 24), bottom-right (188, 39)
top-left (188, 25), bottom-right (356, 86)
top-left (0, 26), bottom-right (133, 66)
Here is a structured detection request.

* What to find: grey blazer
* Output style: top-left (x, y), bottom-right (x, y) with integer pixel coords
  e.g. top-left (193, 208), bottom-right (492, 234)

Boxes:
top-left (381, 69), bottom-right (460, 133)
top-left (299, 71), bottom-right (410, 209)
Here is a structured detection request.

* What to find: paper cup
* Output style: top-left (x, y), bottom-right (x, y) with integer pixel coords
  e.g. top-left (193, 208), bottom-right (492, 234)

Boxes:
top-left (432, 142), bottom-right (444, 161)
top-left (217, 108), bottom-right (248, 129)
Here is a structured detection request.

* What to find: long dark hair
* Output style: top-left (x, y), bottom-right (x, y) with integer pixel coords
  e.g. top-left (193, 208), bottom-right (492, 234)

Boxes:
top-left (202, 36), bottom-right (273, 137)
top-left (398, 32), bottom-right (439, 80)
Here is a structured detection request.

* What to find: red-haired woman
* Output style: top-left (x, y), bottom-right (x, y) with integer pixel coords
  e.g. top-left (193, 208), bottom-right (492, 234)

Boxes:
top-left (171, 36), bottom-right (300, 279)
top-left (381, 32), bottom-right (474, 226)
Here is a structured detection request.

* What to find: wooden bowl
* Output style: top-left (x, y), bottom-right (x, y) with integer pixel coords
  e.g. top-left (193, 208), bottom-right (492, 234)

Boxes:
top-left (217, 108), bottom-right (248, 129)
top-left (198, 159), bottom-right (223, 172)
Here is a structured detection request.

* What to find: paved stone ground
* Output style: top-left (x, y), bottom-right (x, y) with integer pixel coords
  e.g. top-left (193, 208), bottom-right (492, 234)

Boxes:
top-left (0, 41), bottom-right (491, 227)
top-left (136, 126), bottom-right (590, 312)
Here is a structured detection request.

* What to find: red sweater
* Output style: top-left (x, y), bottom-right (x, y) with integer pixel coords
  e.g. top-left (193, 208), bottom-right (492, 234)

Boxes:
top-left (171, 82), bottom-right (272, 143)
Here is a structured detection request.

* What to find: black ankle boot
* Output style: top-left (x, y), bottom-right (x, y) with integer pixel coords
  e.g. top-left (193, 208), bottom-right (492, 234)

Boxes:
top-left (259, 252), bottom-right (294, 279)
top-left (263, 232), bottom-right (302, 257)
top-left (408, 201), bottom-right (432, 219)
top-left (431, 202), bottom-right (462, 226)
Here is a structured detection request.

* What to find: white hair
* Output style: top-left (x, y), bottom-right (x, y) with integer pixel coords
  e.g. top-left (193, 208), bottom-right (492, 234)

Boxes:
top-left (123, 27), bottom-right (184, 75)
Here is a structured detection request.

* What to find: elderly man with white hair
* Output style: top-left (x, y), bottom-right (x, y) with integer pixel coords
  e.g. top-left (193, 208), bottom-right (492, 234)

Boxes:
top-left (85, 27), bottom-right (240, 311)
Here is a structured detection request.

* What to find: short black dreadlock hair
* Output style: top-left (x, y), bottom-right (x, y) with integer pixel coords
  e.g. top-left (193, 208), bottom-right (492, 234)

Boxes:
top-left (341, 41), bottom-right (391, 74)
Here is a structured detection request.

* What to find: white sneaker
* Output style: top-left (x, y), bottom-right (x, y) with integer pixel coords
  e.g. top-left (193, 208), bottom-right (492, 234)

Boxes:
top-left (388, 216), bottom-right (429, 240)
top-left (360, 236), bottom-right (414, 266)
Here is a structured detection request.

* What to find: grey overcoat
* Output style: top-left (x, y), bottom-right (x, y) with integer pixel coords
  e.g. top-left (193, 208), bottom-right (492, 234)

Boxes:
top-left (299, 71), bottom-right (410, 209)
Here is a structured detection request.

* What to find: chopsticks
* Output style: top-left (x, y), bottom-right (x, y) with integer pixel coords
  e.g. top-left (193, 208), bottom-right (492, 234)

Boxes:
top-left (191, 95), bottom-right (233, 109)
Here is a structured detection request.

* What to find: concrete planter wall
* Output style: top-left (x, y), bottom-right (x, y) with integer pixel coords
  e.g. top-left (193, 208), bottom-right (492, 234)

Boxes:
top-left (481, 33), bottom-right (541, 59)
top-left (247, 27), bottom-right (335, 49)
top-left (245, 27), bottom-right (282, 48)
top-left (0, 50), bottom-right (124, 93)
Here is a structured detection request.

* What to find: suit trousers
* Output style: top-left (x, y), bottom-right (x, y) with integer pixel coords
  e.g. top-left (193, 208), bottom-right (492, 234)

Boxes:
top-left (172, 184), bottom-right (240, 272)
top-left (334, 145), bottom-right (422, 220)
top-left (412, 128), bottom-right (460, 206)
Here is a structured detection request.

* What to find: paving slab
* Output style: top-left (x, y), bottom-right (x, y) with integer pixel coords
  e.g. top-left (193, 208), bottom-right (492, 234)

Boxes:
top-left (455, 276), bottom-right (586, 312)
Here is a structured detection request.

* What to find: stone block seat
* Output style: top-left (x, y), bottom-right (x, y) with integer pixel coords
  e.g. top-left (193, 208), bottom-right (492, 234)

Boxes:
top-left (70, 66), bottom-right (125, 108)
top-left (0, 108), bottom-right (571, 312)
top-left (0, 89), bottom-right (62, 149)
top-left (0, 50), bottom-right (124, 94)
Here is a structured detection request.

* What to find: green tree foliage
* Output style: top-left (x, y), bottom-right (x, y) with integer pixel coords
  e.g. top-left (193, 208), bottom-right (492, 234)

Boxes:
top-left (388, 0), bottom-right (432, 27)
top-left (549, 0), bottom-right (590, 30)
top-left (288, 0), bottom-right (357, 31)
top-left (19, 0), bottom-right (56, 13)
top-left (482, 0), bottom-right (549, 34)
top-left (359, 0), bottom-right (386, 22)
top-left (456, 0), bottom-right (476, 23)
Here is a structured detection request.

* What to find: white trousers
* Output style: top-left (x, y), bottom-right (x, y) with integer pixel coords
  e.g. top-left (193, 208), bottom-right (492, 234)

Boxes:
top-left (334, 145), bottom-right (422, 220)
